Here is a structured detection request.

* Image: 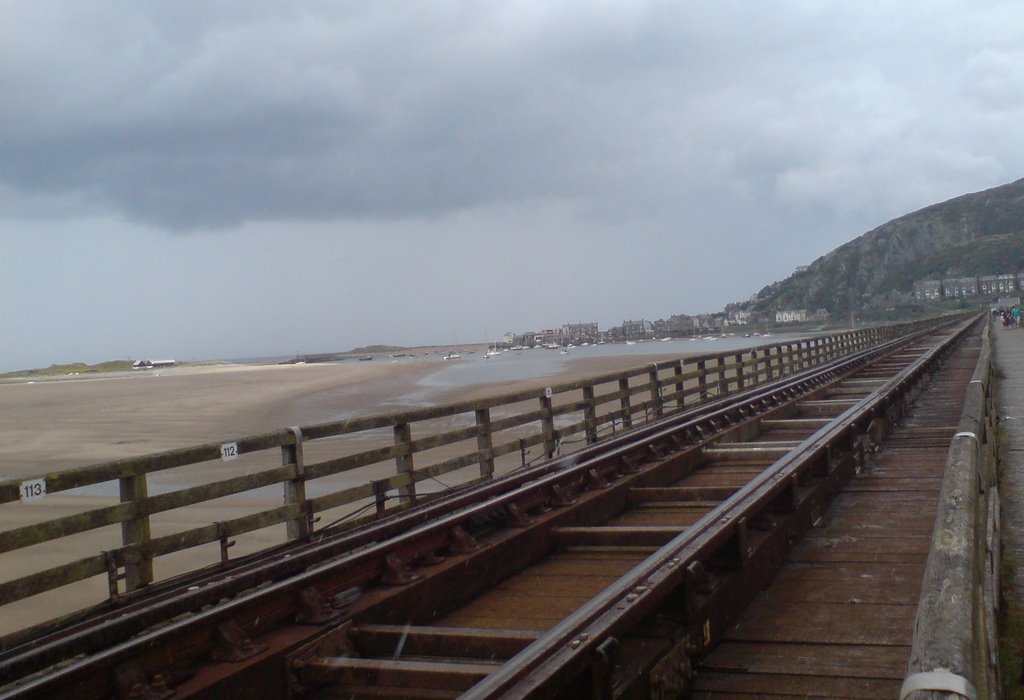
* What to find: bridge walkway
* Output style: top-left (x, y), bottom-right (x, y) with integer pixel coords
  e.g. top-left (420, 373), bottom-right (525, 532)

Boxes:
top-left (995, 321), bottom-right (1024, 689)
top-left (689, 334), bottom-right (982, 698)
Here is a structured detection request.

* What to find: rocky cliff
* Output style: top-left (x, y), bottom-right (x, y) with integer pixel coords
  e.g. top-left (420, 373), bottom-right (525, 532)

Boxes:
top-left (750, 177), bottom-right (1024, 315)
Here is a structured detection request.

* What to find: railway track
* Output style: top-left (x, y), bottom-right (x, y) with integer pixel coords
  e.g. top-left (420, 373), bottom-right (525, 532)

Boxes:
top-left (0, 315), bottom-right (980, 699)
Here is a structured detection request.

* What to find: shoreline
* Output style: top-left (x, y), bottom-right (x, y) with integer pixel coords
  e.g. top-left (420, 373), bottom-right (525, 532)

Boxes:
top-left (0, 343), bottom-right (741, 636)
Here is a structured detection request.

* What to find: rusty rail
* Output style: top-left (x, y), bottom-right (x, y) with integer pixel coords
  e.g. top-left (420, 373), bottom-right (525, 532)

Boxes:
top-left (462, 315), bottom-right (981, 699)
top-left (901, 318), bottom-right (1000, 700)
top-left (0, 317), bottom-right (970, 698)
top-left (0, 320), bottom-right (946, 628)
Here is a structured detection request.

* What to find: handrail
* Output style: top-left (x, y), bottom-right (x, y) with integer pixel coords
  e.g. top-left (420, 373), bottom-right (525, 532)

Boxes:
top-left (464, 312), bottom-right (979, 699)
top-left (0, 316), bottom-right (959, 630)
top-left (901, 317), bottom-right (1000, 699)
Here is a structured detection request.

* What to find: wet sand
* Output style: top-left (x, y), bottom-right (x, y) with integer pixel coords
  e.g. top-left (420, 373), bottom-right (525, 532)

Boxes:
top-left (0, 349), bottom-right (691, 636)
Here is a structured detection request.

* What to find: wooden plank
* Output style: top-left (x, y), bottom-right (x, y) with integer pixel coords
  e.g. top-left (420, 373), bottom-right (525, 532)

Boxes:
top-left (690, 671), bottom-right (901, 698)
top-left (550, 526), bottom-right (683, 547)
top-left (608, 508), bottom-right (708, 527)
top-left (0, 554), bottom-right (109, 606)
top-left (354, 625), bottom-right (539, 660)
top-left (0, 502), bottom-right (136, 554)
top-left (629, 486), bottom-right (738, 502)
top-left (144, 465), bottom-right (295, 514)
top-left (299, 656), bottom-right (496, 691)
top-left (722, 601), bottom-right (917, 646)
top-left (753, 562), bottom-right (924, 605)
top-left (699, 641), bottom-right (909, 679)
top-left (124, 503), bottom-right (299, 561)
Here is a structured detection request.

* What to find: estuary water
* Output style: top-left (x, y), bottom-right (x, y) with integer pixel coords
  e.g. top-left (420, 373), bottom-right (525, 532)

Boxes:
top-left (416, 335), bottom-right (799, 390)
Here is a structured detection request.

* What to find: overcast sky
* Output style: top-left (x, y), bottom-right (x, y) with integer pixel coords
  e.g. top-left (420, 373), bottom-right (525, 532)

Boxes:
top-left (2, 1), bottom-right (1023, 371)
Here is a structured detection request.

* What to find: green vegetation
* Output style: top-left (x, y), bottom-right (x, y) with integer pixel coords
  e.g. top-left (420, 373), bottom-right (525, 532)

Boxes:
top-left (747, 177), bottom-right (1024, 317)
top-left (346, 345), bottom-right (408, 354)
top-left (0, 360), bottom-right (135, 379)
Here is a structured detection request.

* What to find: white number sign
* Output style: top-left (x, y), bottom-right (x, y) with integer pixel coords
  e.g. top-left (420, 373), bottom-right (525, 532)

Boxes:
top-left (220, 442), bottom-right (239, 461)
top-left (19, 478), bottom-right (46, 503)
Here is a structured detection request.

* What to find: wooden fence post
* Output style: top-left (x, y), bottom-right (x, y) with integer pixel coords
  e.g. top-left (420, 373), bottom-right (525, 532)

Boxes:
top-left (619, 378), bottom-right (633, 429)
top-left (540, 392), bottom-right (557, 458)
top-left (583, 386), bottom-right (598, 444)
top-left (734, 352), bottom-right (744, 390)
top-left (673, 361), bottom-right (685, 410)
top-left (120, 471), bottom-right (153, 592)
top-left (648, 364), bottom-right (664, 419)
top-left (394, 422), bottom-right (416, 503)
top-left (697, 359), bottom-right (708, 401)
top-left (475, 408), bottom-right (495, 479)
top-left (283, 427), bottom-right (310, 542)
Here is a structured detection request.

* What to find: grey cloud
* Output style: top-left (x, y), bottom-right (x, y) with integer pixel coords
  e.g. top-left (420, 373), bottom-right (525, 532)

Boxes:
top-left (1, 1), bottom-right (1022, 233)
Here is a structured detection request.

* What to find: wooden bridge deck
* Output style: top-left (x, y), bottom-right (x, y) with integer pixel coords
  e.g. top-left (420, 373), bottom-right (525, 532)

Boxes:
top-left (691, 337), bottom-right (981, 698)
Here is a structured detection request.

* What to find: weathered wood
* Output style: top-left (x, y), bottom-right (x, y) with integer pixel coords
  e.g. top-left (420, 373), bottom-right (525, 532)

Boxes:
top-left (619, 378), bottom-right (633, 429)
top-left (540, 394), bottom-right (556, 459)
top-left (903, 321), bottom-right (997, 699)
top-left (0, 320), bottom-right (937, 616)
top-left (0, 502), bottom-right (136, 554)
top-left (551, 526), bottom-right (682, 547)
top-left (283, 426), bottom-right (310, 542)
top-left (119, 472), bottom-right (152, 591)
top-left (0, 554), bottom-right (109, 607)
top-left (649, 364), bottom-right (664, 418)
top-left (394, 423), bottom-right (416, 503)
top-left (475, 408), bottom-right (495, 479)
top-left (582, 386), bottom-right (598, 444)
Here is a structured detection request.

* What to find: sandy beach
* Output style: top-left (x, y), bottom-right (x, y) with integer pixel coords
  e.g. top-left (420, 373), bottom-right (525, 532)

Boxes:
top-left (0, 348), bottom-right (692, 636)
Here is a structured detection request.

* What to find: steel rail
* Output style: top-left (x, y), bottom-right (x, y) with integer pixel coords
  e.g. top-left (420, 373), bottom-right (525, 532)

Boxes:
top-left (0, 327), bottom-right (911, 686)
top-left (0, 317), bottom-right (968, 698)
top-left (462, 318), bottom-right (977, 698)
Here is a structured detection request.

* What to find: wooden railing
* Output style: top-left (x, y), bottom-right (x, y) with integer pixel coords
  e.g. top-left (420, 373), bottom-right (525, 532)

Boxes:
top-left (902, 317), bottom-right (999, 699)
top-left (0, 319), bottom-right (945, 629)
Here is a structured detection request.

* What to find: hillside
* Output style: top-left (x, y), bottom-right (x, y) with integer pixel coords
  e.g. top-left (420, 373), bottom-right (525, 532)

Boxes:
top-left (749, 178), bottom-right (1024, 315)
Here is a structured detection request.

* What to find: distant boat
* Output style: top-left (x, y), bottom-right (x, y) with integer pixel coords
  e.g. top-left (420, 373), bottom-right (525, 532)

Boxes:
top-left (559, 348), bottom-right (569, 355)
top-left (444, 352), bottom-right (460, 360)
top-left (625, 341), bottom-right (637, 346)
top-left (358, 355), bottom-right (373, 361)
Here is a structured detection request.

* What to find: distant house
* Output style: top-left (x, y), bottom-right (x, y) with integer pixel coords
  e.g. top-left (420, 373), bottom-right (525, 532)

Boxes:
top-left (775, 309), bottom-right (810, 323)
top-left (728, 310), bottom-right (752, 325)
top-left (998, 274), bottom-right (1018, 294)
top-left (132, 359), bottom-right (175, 370)
top-left (561, 322), bottom-right (599, 343)
top-left (620, 319), bottom-right (652, 340)
top-left (942, 278), bottom-right (978, 298)
top-left (978, 275), bottom-right (999, 296)
top-left (667, 314), bottom-right (696, 334)
top-left (913, 280), bottom-right (943, 301)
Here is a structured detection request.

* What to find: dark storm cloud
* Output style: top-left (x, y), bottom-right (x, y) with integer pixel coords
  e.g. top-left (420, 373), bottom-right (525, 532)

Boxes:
top-left (2, 1), bottom-right (1023, 232)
